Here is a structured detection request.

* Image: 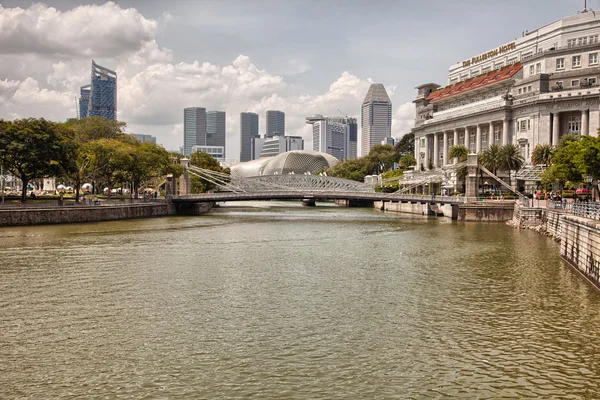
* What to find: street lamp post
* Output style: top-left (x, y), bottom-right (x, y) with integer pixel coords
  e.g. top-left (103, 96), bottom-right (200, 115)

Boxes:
top-left (585, 174), bottom-right (593, 202)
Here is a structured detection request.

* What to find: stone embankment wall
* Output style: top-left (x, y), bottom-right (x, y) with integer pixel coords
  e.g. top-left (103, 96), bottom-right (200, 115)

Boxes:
top-left (510, 204), bottom-right (600, 289)
top-left (373, 200), bottom-right (514, 222)
top-left (0, 202), bottom-right (217, 227)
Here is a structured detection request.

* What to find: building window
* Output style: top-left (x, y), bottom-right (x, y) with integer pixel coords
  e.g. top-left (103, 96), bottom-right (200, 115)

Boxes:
top-left (589, 77), bottom-right (597, 85)
top-left (536, 63), bottom-right (542, 74)
top-left (572, 79), bottom-right (580, 87)
top-left (591, 35), bottom-right (599, 44)
top-left (568, 39), bottom-right (577, 48)
top-left (556, 58), bottom-right (565, 70)
top-left (568, 116), bottom-right (581, 133)
top-left (590, 53), bottom-right (598, 65)
top-left (421, 138), bottom-right (425, 147)
top-left (518, 88), bottom-right (522, 94)
top-left (528, 85), bottom-right (532, 92)
top-left (573, 55), bottom-right (582, 68)
top-left (529, 65), bottom-right (535, 75)
top-left (494, 125), bottom-right (501, 142)
top-left (520, 120), bottom-right (528, 132)
top-left (579, 37), bottom-right (588, 46)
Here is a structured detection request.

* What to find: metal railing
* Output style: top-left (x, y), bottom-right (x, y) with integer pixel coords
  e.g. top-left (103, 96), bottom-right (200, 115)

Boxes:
top-left (549, 200), bottom-right (600, 220)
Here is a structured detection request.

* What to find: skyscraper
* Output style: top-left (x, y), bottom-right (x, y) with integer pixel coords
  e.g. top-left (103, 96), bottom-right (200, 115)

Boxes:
top-left (361, 83), bottom-right (392, 156)
top-left (78, 85), bottom-right (90, 119)
top-left (87, 60), bottom-right (117, 120)
top-left (266, 110), bottom-right (285, 137)
top-left (305, 115), bottom-right (357, 160)
top-left (206, 111), bottom-right (226, 157)
top-left (183, 107), bottom-right (206, 156)
top-left (240, 112), bottom-right (259, 162)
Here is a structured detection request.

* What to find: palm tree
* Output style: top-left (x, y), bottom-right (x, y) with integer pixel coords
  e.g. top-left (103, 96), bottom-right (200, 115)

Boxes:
top-left (448, 145), bottom-right (469, 192)
top-left (478, 144), bottom-right (502, 192)
top-left (498, 144), bottom-right (524, 187)
top-left (448, 145), bottom-right (469, 162)
top-left (479, 144), bottom-right (502, 176)
top-left (531, 144), bottom-right (553, 166)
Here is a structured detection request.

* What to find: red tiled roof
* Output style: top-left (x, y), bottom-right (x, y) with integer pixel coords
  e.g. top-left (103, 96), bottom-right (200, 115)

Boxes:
top-left (426, 63), bottom-right (522, 103)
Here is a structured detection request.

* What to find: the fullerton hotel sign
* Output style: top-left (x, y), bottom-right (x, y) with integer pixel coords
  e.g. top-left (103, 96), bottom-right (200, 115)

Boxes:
top-left (462, 42), bottom-right (517, 67)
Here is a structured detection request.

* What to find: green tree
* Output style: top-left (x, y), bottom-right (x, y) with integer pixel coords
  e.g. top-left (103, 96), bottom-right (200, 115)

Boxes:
top-left (398, 154), bottom-right (416, 170)
top-left (367, 144), bottom-right (400, 171)
top-left (395, 132), bottom-right (414, 156)
top-left (498, 144), bottom-right (525, 187)
top-left (0, 118), bottom-right (77, 202)
top-left (448, 145), bottom-right (469, 191)
top-left (66, 116), bottom-right (126, 142)
top-left (531, 144), bottom-right (553, 166)
top-left (81, 138), bottom-right (132, 198)
top-left (479, 144), bottom-right (502, 176)
top-left (189, 151), bottom-right (230, 193)
top-left (328, 157), bottom-right (371, 182)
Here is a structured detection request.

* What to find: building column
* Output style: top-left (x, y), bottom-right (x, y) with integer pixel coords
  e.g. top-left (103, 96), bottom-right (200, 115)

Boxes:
top-left (582, 109), bottom-right (589, 136)
top-left (443, 131), bottom-right (449, 166)
top-left (424, 134), bottom-right (430, 169)
top-left (502, 119), bottom-right (509, 146)
top-left (476, 125), bottom-right (482, 153)
top-left (433, 133), bottom-right (439, 168)
top-left (453, 129), bottom-right (459, 152)
top-left (552, 112), bottom-right (560, 145)
top-left (415, 136), bottom-right (421, 171)
top-left (464, 127), bottom-right (469, 149)
top-left (489, 122), bottom-right (494, 147)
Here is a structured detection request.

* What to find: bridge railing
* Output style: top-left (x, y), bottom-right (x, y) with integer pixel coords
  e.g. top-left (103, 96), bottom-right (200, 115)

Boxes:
top-left (176, 191), bottom-right (517, 205)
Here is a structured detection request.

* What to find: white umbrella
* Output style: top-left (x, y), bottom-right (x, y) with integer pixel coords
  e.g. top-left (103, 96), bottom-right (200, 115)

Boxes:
top-left (82, 183), bottom-right (92, 189)
top-left (57, 184), bottom-right (65, 190)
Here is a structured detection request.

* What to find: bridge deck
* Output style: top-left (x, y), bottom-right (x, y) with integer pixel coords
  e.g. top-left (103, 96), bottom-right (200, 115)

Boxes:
top-left (174, 191), bottom-right (463, 205)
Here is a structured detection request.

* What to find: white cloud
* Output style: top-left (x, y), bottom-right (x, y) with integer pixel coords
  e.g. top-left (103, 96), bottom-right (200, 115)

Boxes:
top-left (0, 2), bottom-right (416, 161)
top-left (0, 2), bottom-right (157, 57)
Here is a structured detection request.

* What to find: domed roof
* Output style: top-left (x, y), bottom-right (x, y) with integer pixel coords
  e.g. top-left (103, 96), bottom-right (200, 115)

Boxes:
top-left (230, 150), bottom-right (339, 178)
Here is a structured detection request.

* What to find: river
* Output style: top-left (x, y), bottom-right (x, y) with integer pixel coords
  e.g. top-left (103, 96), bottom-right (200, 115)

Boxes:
top-left (1, 201), bottom-right (599, 399)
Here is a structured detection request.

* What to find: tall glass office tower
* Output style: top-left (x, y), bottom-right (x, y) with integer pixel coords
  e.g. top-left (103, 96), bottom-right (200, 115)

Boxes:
top-left (206, 111), bottom-right (226, 158)
top-left (79, 60), bottom-right (117, 120)
top-left (184, 107), bottom-right (207, 157)
top-left (360, 83), bottom-right (392, 156)
top-left (240, 112), bottom-right (259, 162)
top-left (266, 110), bottom-right (285, 138)
top-left (78, 85), bottom-right (90, 119)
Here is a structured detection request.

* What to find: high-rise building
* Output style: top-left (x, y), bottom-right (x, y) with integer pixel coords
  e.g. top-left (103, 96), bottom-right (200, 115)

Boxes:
top-left (266, 110), bottom-right (285, 137)
top-left (251, 137), bottom-right (265, 160)
top-left (183, 107), bottom-right (207, 156)
top-left (191, 145), bottom-right (225, 163)
top-left (361, 83), bottom-right (392, 156)
top-left (131, 134), bottom-right (157, 144)
top-left (240, 112), bottom-right (259, 162)
top-left (306, 115), bottom-right (358, 159)
top-left (259, 135), bottom-right (303, 158)
top-left (78, 85), bottom-right (90, 119)
top-left (86, 60), bottom-right (117, 120)
top-left (206, 111), bottom-right (226, 157)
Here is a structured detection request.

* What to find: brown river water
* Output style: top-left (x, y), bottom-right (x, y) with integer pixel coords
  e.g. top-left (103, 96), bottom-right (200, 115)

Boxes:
top-left (1, 201), bottom-right (599, 399)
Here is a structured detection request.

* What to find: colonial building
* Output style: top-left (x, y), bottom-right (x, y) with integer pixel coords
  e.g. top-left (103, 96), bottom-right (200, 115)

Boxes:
top-left (413, 9), bottom-right (600, 175)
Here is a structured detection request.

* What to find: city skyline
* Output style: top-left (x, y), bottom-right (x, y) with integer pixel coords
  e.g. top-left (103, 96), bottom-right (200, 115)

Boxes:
top-left (0, 0), bottom-right (592, 159)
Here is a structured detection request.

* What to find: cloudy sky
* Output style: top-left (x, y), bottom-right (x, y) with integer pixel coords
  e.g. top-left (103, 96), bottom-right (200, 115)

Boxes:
top-left (0, 0), bottom-right (592, 158)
